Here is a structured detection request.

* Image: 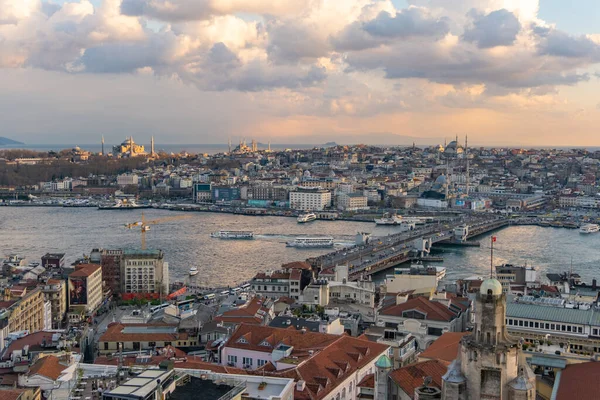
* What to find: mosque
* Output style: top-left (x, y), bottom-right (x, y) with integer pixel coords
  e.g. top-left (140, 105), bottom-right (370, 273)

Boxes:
top-left (112, 136), bottom-right (155, 157)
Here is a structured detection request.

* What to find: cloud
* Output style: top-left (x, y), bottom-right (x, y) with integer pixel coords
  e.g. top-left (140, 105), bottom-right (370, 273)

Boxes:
top-left (363, 8), bottom-right (449, 39)
top-left (463, 9), bottom-right (521, 48)
top-left (535, 26), bottom-right (600, 59)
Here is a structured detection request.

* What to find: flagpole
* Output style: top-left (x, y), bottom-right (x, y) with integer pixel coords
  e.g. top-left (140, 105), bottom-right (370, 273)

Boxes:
top-left (490, 236), bottom-right (494, 278)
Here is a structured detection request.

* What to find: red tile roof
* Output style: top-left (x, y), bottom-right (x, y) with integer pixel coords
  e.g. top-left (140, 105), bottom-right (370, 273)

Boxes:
top-left (214, 297), bottom-right (269, 326)
top-left (357, 373), bottom-right (374, 388)
top-left (418, 332), bottom-right (469, 362)
top-left (28, 356), bottom-right (68, 381)
top-left (380, 296), bottom-right (458, 322)
top-left (3, 332), bottom-right (56, 361)
top-left (282, 261), bottom-right (312, 270)
top-left (389, 360), bottom-right (450, 398)
top-left (99, 323), bottom-right (186, 343)
top-left (69, 264), bottom-right (101, 278)
top-left (253, 271), bottom-right (290, 280)
top-left (0, 389), bottom-right (28, 400)
top-left (224, 324), bottom-right (389, 400)
top-left (556, 361), bottom-right (600, 400)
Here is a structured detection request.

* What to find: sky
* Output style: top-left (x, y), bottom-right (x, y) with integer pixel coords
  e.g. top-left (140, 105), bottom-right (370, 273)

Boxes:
top-left (1, 0), bottom-right (600, 146)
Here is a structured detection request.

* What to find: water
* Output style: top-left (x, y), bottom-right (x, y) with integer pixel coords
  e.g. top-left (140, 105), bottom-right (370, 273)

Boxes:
top-left (1, 207), bottom-right (598, 287)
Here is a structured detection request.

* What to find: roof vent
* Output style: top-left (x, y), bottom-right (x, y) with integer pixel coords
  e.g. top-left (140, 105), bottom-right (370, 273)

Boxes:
top-left (296, 380), bottom-right (306, 391)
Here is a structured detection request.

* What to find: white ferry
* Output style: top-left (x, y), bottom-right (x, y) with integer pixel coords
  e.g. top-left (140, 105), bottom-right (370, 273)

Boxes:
top-left (297, 213), bottom-right (317, 223)
top-left (189, 266), bottom-right (199, 276)
top-left (579, 224), bottom-right (600, 234)
top-left (210, 231), bottom-right (255, 239)
top-left (286, 236), bottom-right (334, 248)
top-left (374, 213), bottom-right (403, 225)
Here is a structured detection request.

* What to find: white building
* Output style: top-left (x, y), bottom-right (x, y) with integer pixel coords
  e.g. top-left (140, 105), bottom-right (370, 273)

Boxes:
top-left (337, 193), bottom-right (369, 211)
top-left (383, 265), bottom-right (447, 294)
top-left (43, 301), bottom-right (52, 331)
top-left (117, 173), bottom-right (139, 186)
top-left (289, 188), bottom-right (331, 211)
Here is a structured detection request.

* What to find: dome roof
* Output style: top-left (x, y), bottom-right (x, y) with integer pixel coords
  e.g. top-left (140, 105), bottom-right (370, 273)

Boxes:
top-left (480, 278), bottom-right (503, 296)
top-left (446, 140), bottom-right (458, 149)
top-left (375, 355), bottom-right (393, 369)
top-left (435, 175), bottom-right (447, 184)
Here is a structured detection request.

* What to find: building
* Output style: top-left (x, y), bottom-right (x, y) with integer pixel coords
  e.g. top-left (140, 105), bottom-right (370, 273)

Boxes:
top-left (121, 249), bottom-right (168, 301)
top-left (4, 287), bottom-right (46, 333)
top-left (41, 279), bottom-right (67, 329)
top-left (389, 359), bottom-right (449, 399)
top-left (441, 279), bottom-right (536, 400)
top-left (211, 186), bottom-right (241, 202)
top-left (100, 248), bottom-right (123, 296)
top-left (113, 137), bottom-right (146, 157)
top-left (363, 327), bottom-right (418, 368)
top-left (98, 323), bottom-right (197, 354)
top-left (192, 183), bottom-right (212, 203)
top-left (214, 296), bottom-right (273, 328)
top-left (0, 388), bottom-right (41, 400)
top-left (383, 264), bottom-right (447, 294)
top-left (327, 265), bottom-right (376, 308)
top-left (250, 269), bottom-right (303, 300)
top-left (337, 193), bottom-right (369, 211)
top-left (495, 264), bottom-right (538, 293)
top-left (68, 264), bottom-right (103, 323)
top-left (377, 294), bottom-right (470, 350)
top-left (220, 323), bottom-right (389, 399)
top-left (102, 369), bottom-right (178, 400)
top-left (41, 253), bottom-right (65, 270)
top-left (117, 173), bottom-right (139, 186)
top-left (289, 187), bottom-right (332, 211)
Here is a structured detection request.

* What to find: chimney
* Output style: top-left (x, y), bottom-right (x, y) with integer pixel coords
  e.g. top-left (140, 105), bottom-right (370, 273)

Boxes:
top-left (296, 380), bottom-right (306, 391)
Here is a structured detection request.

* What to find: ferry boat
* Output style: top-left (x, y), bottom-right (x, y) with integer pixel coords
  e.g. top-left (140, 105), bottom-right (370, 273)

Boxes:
top-left (286, 236), bottom-right (334, 248)
top-left (210, 231), bottom-right (255, 239)
top-left (374, 213), bottom-right (403, 225)
top-left (579, 224), bottom-right (600, 234)
top-left (297, 213), bottom-right (317, 223)
top-left (98, 199), bottom-right (151, 210)
top-left (189, 267), bottom-right (199, 276)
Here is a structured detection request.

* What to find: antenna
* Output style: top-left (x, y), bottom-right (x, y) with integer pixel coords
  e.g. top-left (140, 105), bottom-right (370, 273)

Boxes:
top-left (465, 134), bottom-right (469, 197)
top-left (490, 236), bottom-right (496, 278)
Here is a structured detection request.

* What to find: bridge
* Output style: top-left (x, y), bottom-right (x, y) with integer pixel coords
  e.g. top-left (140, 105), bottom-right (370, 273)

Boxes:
top-left (308, 215), bottom-right (510, 281)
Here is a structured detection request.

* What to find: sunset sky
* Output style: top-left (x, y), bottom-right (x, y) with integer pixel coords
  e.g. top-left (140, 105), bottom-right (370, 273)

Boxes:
top-left (1, 0), bottom-right (600, 146)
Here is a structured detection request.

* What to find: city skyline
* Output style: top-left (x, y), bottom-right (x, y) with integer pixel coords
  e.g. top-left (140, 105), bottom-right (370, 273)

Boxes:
top-left (1, 0), bottom-right (600, 145)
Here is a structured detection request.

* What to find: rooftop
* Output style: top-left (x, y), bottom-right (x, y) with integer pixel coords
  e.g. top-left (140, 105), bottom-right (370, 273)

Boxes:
top-left (506, 302), bottom-right (600, 326)
top-left (69, 264), bottom-right (101, 278)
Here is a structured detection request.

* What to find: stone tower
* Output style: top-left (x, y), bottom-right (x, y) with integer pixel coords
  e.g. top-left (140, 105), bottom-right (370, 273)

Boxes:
top-left (375, 354), bottom-right (392, 400)
top-left (151, 136), bottom-right (155, 156)
top-left (442, 279), bottom-right (535, 400)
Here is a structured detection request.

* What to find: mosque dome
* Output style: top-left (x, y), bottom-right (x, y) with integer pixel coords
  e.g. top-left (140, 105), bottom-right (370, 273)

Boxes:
top-left (446, 140), bottom-right (458, 150)
top-left (435, 175), bottom-right (447, 185)
top-left (480, 278), bottom-right (503, 296)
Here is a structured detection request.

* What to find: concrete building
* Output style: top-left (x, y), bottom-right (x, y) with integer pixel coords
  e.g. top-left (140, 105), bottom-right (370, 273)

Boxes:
top-left (98, 323), bottom-right (197, 354)
top-left (41, 279), bottom-right (67, 329)
top-left (192, 183), bottom-right (212, 203)
top-left (68, 264), bottom-right (103, 323)
top-left (377, 294), bottom-right (470, 350)
top-left (337, 193), bottom-right (369, 211)
top-left (1, 287), bottom-right (45, 333)
top-left (121, 249), bottom-right (168, 301)
top-left (41, 253), bottom-right (65, 270)
top-left (327, 265), bottom-right (376, 308)
top-left (250, 269), bottom-right (302, 300)
top-left (289, 187), bottom-right (332, 211)
top-left (441, 278), bottom-right (536, 400)
top-left (495, 264), bottom-right (538, 293)
top-left (116, 173), bottom-right (139, 186)
top-left (383, 264), bottom-right (447, 294)
top-left (100, 248), bottom-right (123, 296)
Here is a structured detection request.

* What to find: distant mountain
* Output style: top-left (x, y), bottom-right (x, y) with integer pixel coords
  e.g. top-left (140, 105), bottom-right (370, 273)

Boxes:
top-left (323, 142), bottom-right (338, 147)
top-left (0, 137), bottom-right (24, 145)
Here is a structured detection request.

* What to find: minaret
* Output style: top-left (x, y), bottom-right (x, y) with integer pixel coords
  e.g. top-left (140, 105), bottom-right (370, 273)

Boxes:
top-left (101, 135), bottom-right (105, 155)
top-left (228, 137), bottom-right (232, 154)
top-left (268, 140), bottom-right (271, 152)
top-left (129, 136), bottom-right (134, 156)
top-left (151, 136), bottom-right (155, 156)
top-left (465, 135), bottom-right (470, 197)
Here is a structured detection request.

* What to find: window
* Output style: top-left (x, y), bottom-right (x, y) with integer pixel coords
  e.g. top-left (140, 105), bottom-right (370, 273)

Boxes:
top-left (545, 323), bottom-right (549, 329)
top-left (508, 319), bottom-right (512, 325)
top-left (519, 320), bottom-right (523, 327)
top-left (551, 324), bottom-right (555, 330)
top-left (227, 355), bottom-right (237, 364)
top-left (242, 357), bottom-right (253, 367)
top-left (257, 359), bottom-right (268, 367)
top-left (534, 322), bottom-right (539, 328)
top-left (578, 327), bottom-right (583, 333)
top-left (402, 310), bottom-right (426, 319)
top-left (237, 337), bottom-right (248, 344)
top-left (259, 340), bottom-right (272, 347)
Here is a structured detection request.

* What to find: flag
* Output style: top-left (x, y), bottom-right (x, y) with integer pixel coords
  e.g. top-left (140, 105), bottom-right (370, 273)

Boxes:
top-left (492, 236), bottom-right (497, 242)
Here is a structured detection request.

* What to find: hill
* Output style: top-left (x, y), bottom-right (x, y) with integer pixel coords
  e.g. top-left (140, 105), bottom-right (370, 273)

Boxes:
top-left (0, 137), bottom-right (24, 145)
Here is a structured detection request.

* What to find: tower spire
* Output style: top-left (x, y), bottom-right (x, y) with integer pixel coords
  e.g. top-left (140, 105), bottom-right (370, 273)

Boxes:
top-left (151, 136), bottom-right (155, 156)
top-left (101, 135), bottom-right (104, 155)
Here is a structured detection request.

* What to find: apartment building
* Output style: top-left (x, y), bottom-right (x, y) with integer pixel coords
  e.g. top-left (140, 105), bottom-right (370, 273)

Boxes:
top-left (68, 264), bottom-right (103, 323)
top-left (289, 188), bottom-right (331, 211)
top-left (121, 249), bottom-right (169, 300)
top-left (41, 279), bottom-right (67, 329)
top-left (4, 288), bottom-right (46, 333)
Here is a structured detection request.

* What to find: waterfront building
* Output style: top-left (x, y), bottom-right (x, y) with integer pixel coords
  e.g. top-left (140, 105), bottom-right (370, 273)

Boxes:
top-left (192, 183), bottom-right (212, 203)
top-left (289, 187), bottom-right (332, 210)
top-left (495, 264), bottom-right (538, 293)
top-left (112, 137), bottom-right (146, 157)
top-left (121, 249), bottom-right (168, 300)
top-left (327, 265), bottom-right (376, 308)
top-left (441, 278), bottom-right (536, 400)
top-left (41, 253), bottom-right (65, 270)
top-left (220, 323), bottom-right (389, 399)
top-left (116, 173), bottom-right (139, 187)
top-left (41, 279), bottom-right (67, 329)
top-left (67, 264), bottom-right (103, 324)
top-left (250, 269), bottom-right (303, 300)
top-left (337, 192), bottom-right (369, 211)
top-left (211, 186), bottom-right (241, 202)
top-left (377, 294), bottom-right (470, 350)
